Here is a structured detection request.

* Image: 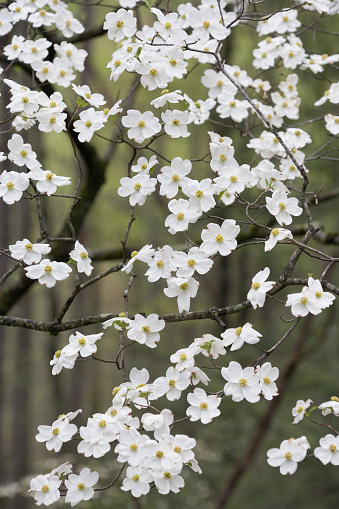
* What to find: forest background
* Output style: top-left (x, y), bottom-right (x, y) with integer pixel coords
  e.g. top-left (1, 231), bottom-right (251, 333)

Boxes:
top-left (0, 1), bottom-right (339, 508)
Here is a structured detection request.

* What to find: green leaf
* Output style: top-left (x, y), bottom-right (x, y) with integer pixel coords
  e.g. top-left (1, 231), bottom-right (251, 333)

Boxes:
top-left (77, 98), bottom-right (89, 108)
top-left (144, 0), bottom-right (156, 8)
top-left (218, 191), bottom-right (225, 203)
top-left (306, 405), bottom-right (318, 417)
top-left (139, 391), bottom-right (151, 398)
top-left (68, 258), bottom-right (76, 265)
top-left (135, 46), bottom-right (142, 58)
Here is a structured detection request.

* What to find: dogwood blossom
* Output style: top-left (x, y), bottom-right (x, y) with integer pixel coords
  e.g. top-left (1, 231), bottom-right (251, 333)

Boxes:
top-left (65, 468), bottom-right (99, 506)
top-left (222, 361), bottom-right (261, 403)
top-left (63, 331), bottom-right (103, 357)
top-left (28, 168), bottom-right (71, 195)
top-left (221, 323), bottom-right (262, 351)
top-left (69, 241), bottom-right (93, 276)
top-left (36, 416), bottom-right (77, 452)
top-left (118, 174), bottom-right (157, 206)
top-left (267, 438), bottom-right (308, 474)
top-left (9, 239), bottom-right (51, 264)
top-left (247, 267), bottom-right (275, 309)
top-left (186, 388), bottom-right (221, 424)
top-left (164, 276), bottom-right (199, 312)
top-left (121, 110), bottom-right (161, 143)
top-left (199, 220), bottom-right (240, 256)
top-left (127, 314), bottom-right (165, 348)
top-left (25, 259), bottom-right (72, 287)
top-left (292, 399), bottom-right (313, 424)
top-left (0, 171), bottom-right (30, 204)
top-left (29, 474), bottom-right (61, 506)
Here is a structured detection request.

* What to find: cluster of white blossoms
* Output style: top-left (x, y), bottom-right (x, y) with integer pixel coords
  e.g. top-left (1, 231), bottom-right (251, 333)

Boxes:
top-left (1, 0), bottom-right (338, 505)
top-left (6, 237), bottom-right (93, 288)
top-left (267, 396), bottom-right (339, 474)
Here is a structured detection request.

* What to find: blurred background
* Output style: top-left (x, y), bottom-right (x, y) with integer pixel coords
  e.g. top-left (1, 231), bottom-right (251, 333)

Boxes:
top-left (0, 1), bottom-right (339, 508)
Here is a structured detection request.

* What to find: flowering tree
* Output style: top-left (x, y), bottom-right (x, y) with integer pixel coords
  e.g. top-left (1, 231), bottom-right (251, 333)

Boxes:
top-left (0, 0), bottom-right (339, 506)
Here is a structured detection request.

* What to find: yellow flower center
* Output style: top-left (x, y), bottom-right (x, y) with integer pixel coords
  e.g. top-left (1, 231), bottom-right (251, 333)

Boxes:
top-left (179, 354), bottom-right (187, 362)
top-left (195, 190), bottom-right (203, 198)
top-left (172, 119), bottom-right (180, 125)
top-left (230, 175), bottom-right (237, 182)
top-left (165, 21), bottom-right (172, 29)
top-left (263, 377), bottom-right (271, 385)
top-left (115, 60), bottom-right (121, 67)
top-left (251, 282), bottom-right (260, 290)
top-left (41, 485), bottom-right (49, 493)
top-left (156, 450), bottom-right (164, 458)
top-left (215, 234), bottom-right (224, 243)
top-left (55, 350), bottom-right (61, 358)
top-left (98, 419), bottom-right (106, 428)
top-left (176, 212), bottom-right (185, 221)
top-left (157, 260), bottom-right (164, 268)
top-left (172, 174), bottom-right (180, 182)
top-left (239, 378), bottom-right (247, 387)
top-left (285, 452), bottom-right (292, 460)
top-left (6, 181), bottom-right (14, 190)
top-left (85, 120), bottom-right (92, 128)
top-left (116, 20), bottom-right (124, 28)
top-left (271, 228), bottom-right (279, 236)
top-left (134, 183), bottom-right (141, 191)
top-left (203, 20), bottom-right (210, 29)
top-left (80, 252), bottom-right (88, 259)
top-left (300, 296), bottom-right (308, 305)
top-left (44, 265), bottom-right (52, 273)
top-left (279, 202), bottom-right (286, 210)
top-left (329, 444), bottom-right (337, 452)
top-left (52, 428), bottom-right (59, 435)
top-left (168, 379), bottom-right (176, 387)
top-left (138, 120), bottom-right (145, 128)
top-left (149, 68), bottom-right (158, 76)
top-left (78, 337), bottom-right (86, 345)
top-left (49, 116), bottom-right (56, 124)
top-left (235, 327), bottom-right (242, 336)
top-left (315, 291), bottom-right (322, 298)
top-left (187, 259), bottom-right (196, 267)
top-left (130, 443), bottom-right (138, 451)
top-left (169, 58), bottom-right (177, 66)
top-left (110, 409), bottom-right (117, 416)
top-left (174, 446), bottom-right (182, 453)
top-left (132, 474), bottom-right (140, 481)
top-left (142, 325), bottom-right (150, 333)
top-left (77, 483), bottom-right (86, 490)
top-left (164, 471), bottom-right (172, 479)
top-left (180, 282), bottom-right (188, 290)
